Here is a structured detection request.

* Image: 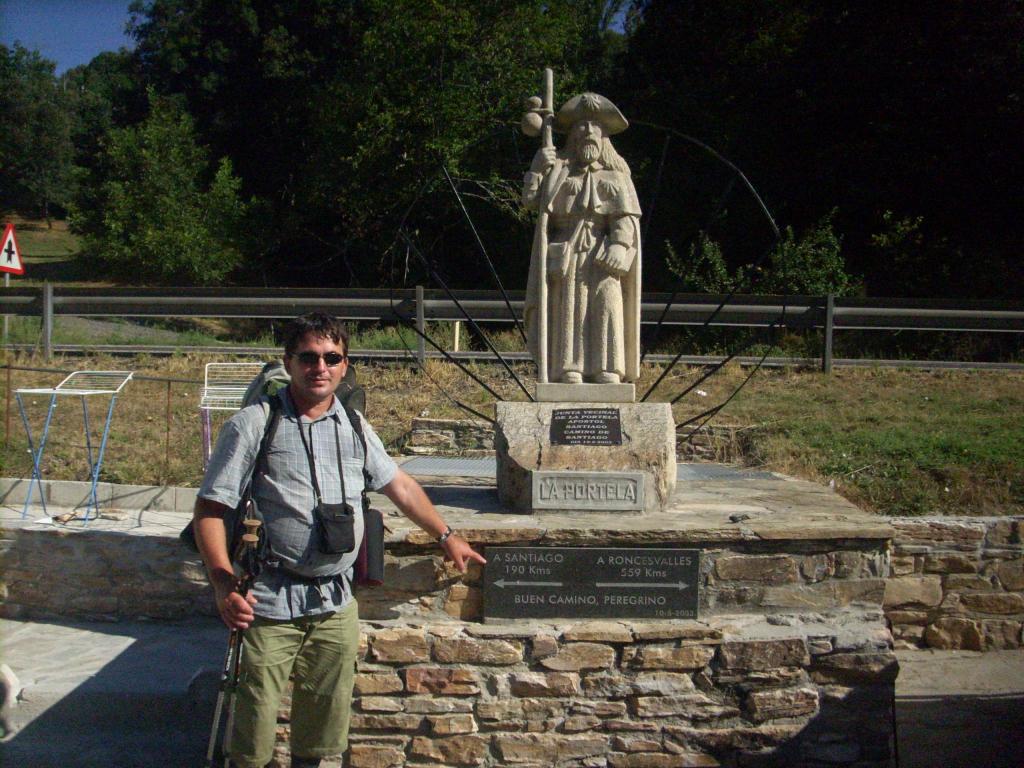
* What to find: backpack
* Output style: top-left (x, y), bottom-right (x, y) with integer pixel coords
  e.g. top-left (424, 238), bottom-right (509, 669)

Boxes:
top-left (180, 394), bottom-right (282, 568)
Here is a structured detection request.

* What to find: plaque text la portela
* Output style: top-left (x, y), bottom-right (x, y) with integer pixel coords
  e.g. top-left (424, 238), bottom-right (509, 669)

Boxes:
top-left (484, 546), bottom-right (700, 620)
top-left (531, 470), bottom-right (645, 511)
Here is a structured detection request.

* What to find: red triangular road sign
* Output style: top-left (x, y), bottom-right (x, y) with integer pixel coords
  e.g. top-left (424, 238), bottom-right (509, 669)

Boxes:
top-left (0, 223), bottom-right (25, 275)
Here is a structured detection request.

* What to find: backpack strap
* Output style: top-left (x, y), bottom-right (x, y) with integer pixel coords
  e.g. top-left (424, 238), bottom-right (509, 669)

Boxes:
top-left (243, 393), bottom-right (283, 560)
top-left (341, 403), bottom-right (374, 507)
top-left (253, 393), bottom-right (283, 481)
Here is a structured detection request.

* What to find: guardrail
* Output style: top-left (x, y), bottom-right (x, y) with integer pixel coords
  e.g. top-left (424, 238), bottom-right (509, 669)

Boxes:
top-left (2, 284), bottom-right (1022, 370)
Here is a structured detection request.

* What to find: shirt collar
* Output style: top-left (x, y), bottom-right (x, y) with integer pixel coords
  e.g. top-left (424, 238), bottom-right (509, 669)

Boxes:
top-left (280, 387), bottom-right (342, 423)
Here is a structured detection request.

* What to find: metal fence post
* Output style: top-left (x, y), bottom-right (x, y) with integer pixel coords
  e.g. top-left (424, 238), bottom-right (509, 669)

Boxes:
top-left (42, 282), bottom-right (54, 362)
top-left (823, 293), bottom-right (835, 374)
top-left (415, 285), bottom-right (426, 366)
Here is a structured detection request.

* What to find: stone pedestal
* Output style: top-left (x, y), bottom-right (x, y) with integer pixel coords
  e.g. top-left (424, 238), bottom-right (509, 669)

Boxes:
top-left (495, 401), bottom-right (676, 514)
top-left (535, 382), bottom-right (635, 402)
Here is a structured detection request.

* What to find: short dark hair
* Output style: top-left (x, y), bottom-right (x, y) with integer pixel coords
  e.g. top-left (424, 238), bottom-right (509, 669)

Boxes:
top-left (283, 312), bottom-right (349, 356)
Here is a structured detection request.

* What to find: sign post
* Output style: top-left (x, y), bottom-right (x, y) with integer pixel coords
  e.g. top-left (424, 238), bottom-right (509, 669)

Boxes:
top-left (1, 223), bottom-right (26, 347)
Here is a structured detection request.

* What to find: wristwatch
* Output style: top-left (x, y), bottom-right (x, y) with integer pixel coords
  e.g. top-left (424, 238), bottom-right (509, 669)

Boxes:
top-left (437, 525), bottom-right (454, 545)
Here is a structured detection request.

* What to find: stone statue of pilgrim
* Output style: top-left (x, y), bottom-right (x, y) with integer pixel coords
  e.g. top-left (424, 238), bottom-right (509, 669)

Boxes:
top-left (522, 92), bottom-right (641, 385)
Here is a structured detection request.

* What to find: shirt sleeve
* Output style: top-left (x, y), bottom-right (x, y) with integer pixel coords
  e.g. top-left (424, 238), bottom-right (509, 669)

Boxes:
top-left (358, 412), bottom-right (398, 491)
top-left (198, 408), bottom-right (262, 508)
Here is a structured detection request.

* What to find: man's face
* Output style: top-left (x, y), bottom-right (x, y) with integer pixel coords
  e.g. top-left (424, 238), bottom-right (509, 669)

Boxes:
top-left (573, 120), bottom-right (604, 163)
top-left (284, 331), bottom-right (348, 407)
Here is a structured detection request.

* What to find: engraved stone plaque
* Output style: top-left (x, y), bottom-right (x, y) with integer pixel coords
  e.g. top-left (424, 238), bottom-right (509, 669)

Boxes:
top-left (532, 470), bottom-right (644, 511)
top-left (485, 546), bottom-right (700, 620)
top-left (549, 408), bottom-right (622, 446)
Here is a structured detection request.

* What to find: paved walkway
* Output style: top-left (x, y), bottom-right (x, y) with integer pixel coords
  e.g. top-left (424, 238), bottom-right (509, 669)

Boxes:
top-left (2, 617), bottom-right (1022, 767)
top-left (894, 649), bottom-right (1024, 768)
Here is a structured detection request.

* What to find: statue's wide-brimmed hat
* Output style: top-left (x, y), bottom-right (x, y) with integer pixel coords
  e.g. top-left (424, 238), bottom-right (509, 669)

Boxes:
top-left (554, 92), bottom-right (628, 135)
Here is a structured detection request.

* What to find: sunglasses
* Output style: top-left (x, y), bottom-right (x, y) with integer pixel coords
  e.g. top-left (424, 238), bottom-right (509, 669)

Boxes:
top-left (294, 351), bottom-right (346, 367)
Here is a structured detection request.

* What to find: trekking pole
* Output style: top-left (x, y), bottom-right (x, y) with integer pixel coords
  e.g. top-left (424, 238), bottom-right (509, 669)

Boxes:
top-left (206, 518), bottom-right (262, 768)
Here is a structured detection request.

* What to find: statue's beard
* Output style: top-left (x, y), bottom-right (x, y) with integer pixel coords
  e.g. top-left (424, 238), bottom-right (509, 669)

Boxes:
top-left (579, 142), bottom-right (601, 163)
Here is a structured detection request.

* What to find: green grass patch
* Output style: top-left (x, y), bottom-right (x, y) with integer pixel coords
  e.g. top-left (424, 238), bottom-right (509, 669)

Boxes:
top-left (709, 367), bottom-right (1024, 516)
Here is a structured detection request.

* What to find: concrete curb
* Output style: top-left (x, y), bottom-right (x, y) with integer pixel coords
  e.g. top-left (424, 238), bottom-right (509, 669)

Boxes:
top-left (0, 477), bottom-right (197, 514)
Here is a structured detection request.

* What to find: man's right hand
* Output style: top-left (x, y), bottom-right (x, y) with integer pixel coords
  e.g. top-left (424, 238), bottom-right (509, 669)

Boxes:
top-left (529, 146), bottom-right (557, 174)
top-left (215, 579), bottom-right (257, 630)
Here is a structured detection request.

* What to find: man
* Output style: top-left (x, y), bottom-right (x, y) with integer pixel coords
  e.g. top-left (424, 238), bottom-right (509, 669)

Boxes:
top-left (522, 92), bottom-right (642, 385)
top-left (194, 312), bottom-right (484, 768)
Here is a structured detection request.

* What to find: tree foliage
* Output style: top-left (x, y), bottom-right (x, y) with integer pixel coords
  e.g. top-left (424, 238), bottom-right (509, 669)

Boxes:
top-left (0, 44), bottom-right (74, 221)
top-left (6, 0), bottom-right (1018, 298)
top-left (125, 0), bottom-right (623, 285)
top-left (72, 90), bottom-right (248, 284)
top-left (667, 212), bottom-right (858, 297)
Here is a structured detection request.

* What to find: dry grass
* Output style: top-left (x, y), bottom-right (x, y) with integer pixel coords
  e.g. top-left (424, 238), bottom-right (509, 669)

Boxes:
top-left (1, 350), bottom-right (1020, 516)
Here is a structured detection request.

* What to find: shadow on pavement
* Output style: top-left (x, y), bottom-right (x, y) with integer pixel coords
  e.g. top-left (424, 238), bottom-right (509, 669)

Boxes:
top-left (1, 617), bottom-right (224, 768)
top-left (896, 691), bottom-right (1024, 768)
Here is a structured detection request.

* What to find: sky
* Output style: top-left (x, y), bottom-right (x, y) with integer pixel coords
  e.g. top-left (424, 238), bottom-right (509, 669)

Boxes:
top-left (0, 0), bottom-right (135, 74)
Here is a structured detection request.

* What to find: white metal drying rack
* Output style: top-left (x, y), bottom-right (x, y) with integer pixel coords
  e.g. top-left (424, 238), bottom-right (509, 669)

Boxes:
top-left (198, 362), bottom-right (266, 468)
top-left (16, 370), bottom-right (134, 523)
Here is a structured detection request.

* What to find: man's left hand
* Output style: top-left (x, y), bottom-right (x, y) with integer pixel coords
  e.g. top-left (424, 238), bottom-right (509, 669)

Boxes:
top-left (442, 534), bottom-right (487, 572)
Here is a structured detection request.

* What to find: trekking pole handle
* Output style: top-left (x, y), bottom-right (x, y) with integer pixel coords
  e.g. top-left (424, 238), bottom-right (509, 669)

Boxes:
top-left (237, 519), bottom-right (262, 593)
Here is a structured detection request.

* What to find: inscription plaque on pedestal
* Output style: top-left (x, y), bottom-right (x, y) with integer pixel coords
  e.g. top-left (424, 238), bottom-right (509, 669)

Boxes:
top-left (532, 470), bottom-right (644, 511)
top-left (484, 546), bottom-right (700, 620)
top-left (550, 408), bottom-right (622, 446)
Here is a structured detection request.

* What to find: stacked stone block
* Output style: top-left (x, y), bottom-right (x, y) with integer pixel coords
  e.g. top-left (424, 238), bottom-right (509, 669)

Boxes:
top-left (0, 526), bottom-right (214, 621)
top-left (404, 418), bottom-right (495, 457)
top-left (274, 617), bottom-right (895, 768)
top-left (884, 517), bottom-right (1024, 649)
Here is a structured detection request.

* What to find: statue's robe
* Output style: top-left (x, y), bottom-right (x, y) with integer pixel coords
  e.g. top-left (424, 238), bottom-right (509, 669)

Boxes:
top-left (523, 156), bottom-right (641, 382)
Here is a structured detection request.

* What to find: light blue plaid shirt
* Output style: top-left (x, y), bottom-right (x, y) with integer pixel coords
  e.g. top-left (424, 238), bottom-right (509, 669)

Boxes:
top-left (199, 388), bottom-right (397, 619)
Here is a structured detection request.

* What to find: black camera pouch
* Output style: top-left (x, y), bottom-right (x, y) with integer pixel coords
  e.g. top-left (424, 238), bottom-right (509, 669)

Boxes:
top-left (315, 501), bottom-right (356, 554)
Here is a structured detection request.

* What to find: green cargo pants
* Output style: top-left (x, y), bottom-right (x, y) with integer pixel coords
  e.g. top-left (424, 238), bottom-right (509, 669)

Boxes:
top-left (228, 599), bottom-right (360, 768)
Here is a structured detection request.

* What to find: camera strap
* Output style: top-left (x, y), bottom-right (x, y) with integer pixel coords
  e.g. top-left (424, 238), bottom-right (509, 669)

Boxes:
top-left (296, 416), bottom-right (347, 508)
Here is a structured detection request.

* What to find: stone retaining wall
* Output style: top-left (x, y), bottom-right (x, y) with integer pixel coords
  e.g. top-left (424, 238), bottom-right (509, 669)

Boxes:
top-left (0, 525), bottom-right (215, 621)
top-left (0, 525), bottom-right (890, 626)
top-left (883, 516), bottom-right (1023, 650)
top-left (3, 477), bottom-right (1020, 654)
top-left (280, 614), bottom-right (894, 768)
top-left (0, 521), bottom-right (897, 767)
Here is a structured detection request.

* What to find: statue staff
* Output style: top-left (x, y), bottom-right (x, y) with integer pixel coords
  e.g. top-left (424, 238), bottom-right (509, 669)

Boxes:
top-left (522, 68), bottom-right (555, 383)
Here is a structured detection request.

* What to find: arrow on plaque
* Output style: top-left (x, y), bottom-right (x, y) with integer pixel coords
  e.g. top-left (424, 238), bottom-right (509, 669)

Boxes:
top-left (595, 581), bottom-right (690, 590)
top-left (493, 579), bottom-right (563, 588)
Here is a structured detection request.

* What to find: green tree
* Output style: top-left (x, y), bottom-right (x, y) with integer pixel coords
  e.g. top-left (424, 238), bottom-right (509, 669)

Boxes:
top-left (63, 51), bottom-right (148, 247)
top-left (73, 90), bottom-right (248, 284)
top-left (126, 0), bottom-right (624, 286)
top-left (0, 44), bottom-right (74, 222)
top-left (666, 212), bottom-right (858, 297)
top-left (665, 232), bottom-right (731, 293)
top-left (757, 211), bottom-right (859, 296)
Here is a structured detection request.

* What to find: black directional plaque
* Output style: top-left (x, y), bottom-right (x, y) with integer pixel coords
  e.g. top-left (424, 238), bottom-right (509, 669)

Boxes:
top-left (484, 546), bottom-right (700, 620)
top-left (550, 408), bottom-right (622, 446)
